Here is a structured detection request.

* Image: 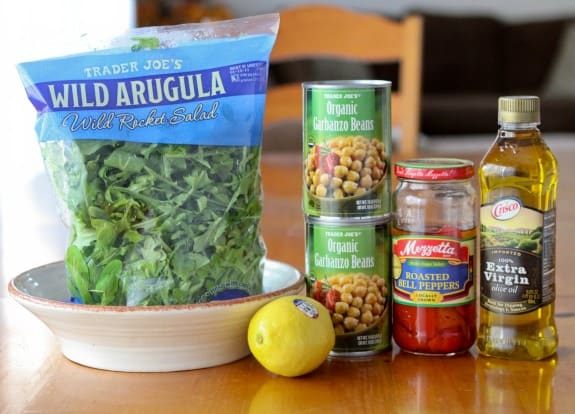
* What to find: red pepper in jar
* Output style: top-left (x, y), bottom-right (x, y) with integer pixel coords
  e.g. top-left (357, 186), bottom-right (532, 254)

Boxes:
top-left (393, 289), bottom-right (476, 354)
top-left (393, 302), bottom-right (475, 353)
top-left (392, 225), bottom-right (476, 355)
top-left (392, 159), bottom-right (477, 356)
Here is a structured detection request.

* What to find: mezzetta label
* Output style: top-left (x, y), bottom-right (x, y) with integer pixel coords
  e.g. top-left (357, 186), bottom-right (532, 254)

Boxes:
top-left (392, 235), bottom-right (475, 306)
top-left (394, 238), bottom-right (468, 261)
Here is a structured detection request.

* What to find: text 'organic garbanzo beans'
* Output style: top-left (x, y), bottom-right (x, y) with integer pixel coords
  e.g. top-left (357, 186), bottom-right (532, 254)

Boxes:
top-left (302, 81), bottom-right (392, 218)
top-left (305, 216), bottom-right (392, 356)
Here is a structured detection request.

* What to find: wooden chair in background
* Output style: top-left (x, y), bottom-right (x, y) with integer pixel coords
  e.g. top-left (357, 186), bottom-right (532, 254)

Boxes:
top-left (264, 5), bottom-right (423, 157)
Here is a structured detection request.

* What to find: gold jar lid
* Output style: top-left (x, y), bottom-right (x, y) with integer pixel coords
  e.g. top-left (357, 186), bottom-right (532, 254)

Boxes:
top-left (498, 96), bottom-right (540, 124)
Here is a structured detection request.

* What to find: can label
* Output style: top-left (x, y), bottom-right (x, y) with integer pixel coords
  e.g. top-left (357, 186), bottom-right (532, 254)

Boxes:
top-left (303, 81), bottom-right (391, 218)
top-left (305, 217), bottom-right (391, 355)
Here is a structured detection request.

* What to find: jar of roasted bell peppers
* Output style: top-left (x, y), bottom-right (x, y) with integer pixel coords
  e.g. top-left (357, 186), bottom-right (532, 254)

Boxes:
top-left (391, 158), bottom-right (477, 355)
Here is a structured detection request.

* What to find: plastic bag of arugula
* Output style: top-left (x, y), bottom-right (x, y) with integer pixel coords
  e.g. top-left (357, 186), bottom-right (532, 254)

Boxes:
top-left (16, 14), bottom-right (279, 306)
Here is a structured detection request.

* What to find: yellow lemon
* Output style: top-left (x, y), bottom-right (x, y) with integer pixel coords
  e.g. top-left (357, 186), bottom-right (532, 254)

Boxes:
top-left (247, 295), bottom-right (335, 377)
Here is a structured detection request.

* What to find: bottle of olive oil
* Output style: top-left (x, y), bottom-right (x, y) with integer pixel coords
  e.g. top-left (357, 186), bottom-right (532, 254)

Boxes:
top-left (477, 96), bottom-right (558, 360)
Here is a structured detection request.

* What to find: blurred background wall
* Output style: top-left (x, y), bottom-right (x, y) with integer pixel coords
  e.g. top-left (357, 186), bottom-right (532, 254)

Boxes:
top-left (223, 0), bottom-right (575, 22)
top-left (135, 0), bottom-right (575, 25)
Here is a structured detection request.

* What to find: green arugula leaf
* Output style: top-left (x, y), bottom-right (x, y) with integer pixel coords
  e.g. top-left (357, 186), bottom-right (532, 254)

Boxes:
top-left (65, 245), bottom-right (92, 304)
top-left (43, 140), bottom-right (265, 306)
top-left (94, 259), bottom-right (122, 305)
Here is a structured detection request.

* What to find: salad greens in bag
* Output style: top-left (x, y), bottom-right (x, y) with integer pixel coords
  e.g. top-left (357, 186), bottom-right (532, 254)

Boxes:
top-left (17, 14), bottom-right (279, 305)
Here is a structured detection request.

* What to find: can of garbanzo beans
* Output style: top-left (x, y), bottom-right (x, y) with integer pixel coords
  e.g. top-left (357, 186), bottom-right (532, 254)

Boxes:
top-left (305, 215), bottom-right (392, 356)
top-left (303, 80), bottom-right (392, 218)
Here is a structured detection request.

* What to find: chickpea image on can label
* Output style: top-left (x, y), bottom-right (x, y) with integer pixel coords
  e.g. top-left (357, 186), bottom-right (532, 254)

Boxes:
top-left (310, 273), bottom-right (388, 335)
top-left (305, 136), bottom-right (387, 199)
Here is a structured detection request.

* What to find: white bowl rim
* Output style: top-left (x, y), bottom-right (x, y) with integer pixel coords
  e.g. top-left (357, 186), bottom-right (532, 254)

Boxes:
top-left (8, 259), bottom-right (305, 313)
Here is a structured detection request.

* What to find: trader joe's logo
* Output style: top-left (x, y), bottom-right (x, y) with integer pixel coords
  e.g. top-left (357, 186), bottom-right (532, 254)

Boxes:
top-left (491, 198), bottom-right (521, 221)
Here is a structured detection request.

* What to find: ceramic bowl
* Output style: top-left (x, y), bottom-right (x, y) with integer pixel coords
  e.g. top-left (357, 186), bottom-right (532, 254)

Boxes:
top-left (8, 259), bottom-right (305, 372)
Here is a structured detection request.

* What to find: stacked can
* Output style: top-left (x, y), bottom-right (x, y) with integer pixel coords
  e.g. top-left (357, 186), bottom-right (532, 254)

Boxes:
top-left (303, 80), bottom-right (393, 356)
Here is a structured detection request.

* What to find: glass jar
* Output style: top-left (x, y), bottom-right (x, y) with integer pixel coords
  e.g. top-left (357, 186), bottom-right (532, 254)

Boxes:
top-left (391, 158), bottom-right (477, 355)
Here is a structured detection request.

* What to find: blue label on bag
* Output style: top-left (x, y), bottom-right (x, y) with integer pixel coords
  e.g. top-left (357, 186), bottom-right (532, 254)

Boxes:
top-left (17, 35), bottom-right (274, 146)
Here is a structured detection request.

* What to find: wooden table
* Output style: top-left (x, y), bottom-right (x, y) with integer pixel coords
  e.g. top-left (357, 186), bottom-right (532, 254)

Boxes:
top-left (2, 138), bottom-right (574, 413)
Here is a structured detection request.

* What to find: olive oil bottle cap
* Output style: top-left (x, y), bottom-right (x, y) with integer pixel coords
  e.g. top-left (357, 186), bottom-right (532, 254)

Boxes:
top-left (498, 96), bottom-right (540, 124)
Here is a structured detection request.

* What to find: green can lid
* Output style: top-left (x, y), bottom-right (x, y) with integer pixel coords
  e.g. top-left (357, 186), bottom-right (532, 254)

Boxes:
top-left (498, 96), bottom-right (540, 124)
top-left (394, 158), bottom-right (475, 180)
